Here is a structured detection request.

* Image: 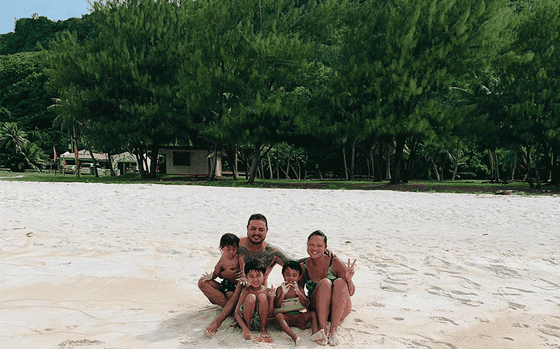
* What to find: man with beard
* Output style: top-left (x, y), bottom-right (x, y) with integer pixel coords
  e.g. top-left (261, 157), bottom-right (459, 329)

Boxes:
top-left (201, 213), bottom-right (292, 337)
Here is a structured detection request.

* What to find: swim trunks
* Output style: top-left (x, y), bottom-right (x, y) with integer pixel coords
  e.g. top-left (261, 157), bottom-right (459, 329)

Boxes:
top-left (239, 305), bottom-right (261, 331)
top-left (218, 279), bottom-right (237, 294)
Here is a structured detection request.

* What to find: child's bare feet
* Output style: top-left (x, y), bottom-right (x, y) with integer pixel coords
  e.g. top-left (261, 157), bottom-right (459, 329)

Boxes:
top-left (242, 329), bottom-right (252, 340)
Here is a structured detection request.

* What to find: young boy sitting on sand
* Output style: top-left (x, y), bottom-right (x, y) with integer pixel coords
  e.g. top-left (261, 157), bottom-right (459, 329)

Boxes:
top-left (202, 233), bottom-right (244, 300)
top-left (274, 261), bottom-right (326, 345)
top-left (234, 259), bottom-right (275, 342)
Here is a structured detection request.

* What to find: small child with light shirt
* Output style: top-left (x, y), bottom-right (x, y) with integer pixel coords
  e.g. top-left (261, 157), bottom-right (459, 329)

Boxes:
top-left (202, 233), bottom-right (244, 300)
top-left (274, 261), bottom-right (326, 346)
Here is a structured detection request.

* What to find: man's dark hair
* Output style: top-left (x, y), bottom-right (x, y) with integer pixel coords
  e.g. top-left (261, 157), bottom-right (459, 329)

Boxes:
top-left (247, 213), bottom-right (268, 228)
top-left (220, 233), bottom-right (239, 248)
top-left (282, 261), bottom-right (303, 275)
top-left (244, 259), bottom-right (266, 275)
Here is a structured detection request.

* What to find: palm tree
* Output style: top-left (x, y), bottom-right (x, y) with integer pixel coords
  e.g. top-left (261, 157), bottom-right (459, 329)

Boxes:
top-left (0, 122), bottom-right (46, 171)
top-left (0, 122), bottom-right (29, 154)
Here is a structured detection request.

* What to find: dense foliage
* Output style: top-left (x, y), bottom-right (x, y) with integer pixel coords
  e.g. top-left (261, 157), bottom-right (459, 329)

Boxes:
top-left (1, 0), bottom-right (559, 186)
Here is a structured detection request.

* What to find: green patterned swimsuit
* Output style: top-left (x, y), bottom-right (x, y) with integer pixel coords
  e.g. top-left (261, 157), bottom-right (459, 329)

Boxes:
top-left (303, 256), bottom-right (337, 297)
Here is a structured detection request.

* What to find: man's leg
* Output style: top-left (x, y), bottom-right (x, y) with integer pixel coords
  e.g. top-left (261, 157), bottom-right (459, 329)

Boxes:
top-left (205, 283), bottom-right (244, 336)
top-left (198, 277), bottom-right (228, 308)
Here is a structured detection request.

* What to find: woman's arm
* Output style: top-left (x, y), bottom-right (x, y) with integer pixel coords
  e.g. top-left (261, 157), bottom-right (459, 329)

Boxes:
top-left (333, 257), bottom-right (356, 296)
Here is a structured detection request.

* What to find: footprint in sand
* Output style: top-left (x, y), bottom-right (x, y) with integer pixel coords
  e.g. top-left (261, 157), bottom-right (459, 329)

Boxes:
top-left (430, 316), bottom-right (459, 326)
top-left (58, 339), bottom-right (104, 348)
top-left (539, 324), bottom-right (560, 338)
top-left (508, 301), bottom-right (526, 310)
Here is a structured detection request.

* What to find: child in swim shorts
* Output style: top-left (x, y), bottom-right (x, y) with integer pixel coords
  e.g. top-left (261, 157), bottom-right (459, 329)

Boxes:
top-left (203, 233), bottom-right (244, 299)
top-left (274, 261), bottom-right (326, 345)
top-left (234, 259), bottom-right (275, 341)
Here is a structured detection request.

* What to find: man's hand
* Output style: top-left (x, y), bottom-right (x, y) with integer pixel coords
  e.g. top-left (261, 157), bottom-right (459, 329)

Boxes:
top-left (220, 266), bottom-right (241, 281)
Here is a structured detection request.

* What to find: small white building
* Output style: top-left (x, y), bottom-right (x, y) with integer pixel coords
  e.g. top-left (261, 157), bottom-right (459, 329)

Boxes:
top-left (158, 147), bottom-right (221, 177)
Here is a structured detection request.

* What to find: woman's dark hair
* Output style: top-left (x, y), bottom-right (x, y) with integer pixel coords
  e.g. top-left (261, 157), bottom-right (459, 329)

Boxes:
top-left (220, 233), bottom-right (240, 248)
top-left (307, 230), bottom-right (327, 246)
top-left (244, 259), bottom-right (266, 275)
top-left (282, 261), bottom-right (303, 275)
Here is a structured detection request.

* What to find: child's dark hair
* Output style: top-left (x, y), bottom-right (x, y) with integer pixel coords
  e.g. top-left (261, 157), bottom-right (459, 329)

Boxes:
top-left (220, 233), bottom-right (239, 248)
top-left (244, 259), bottom-right (266, 275)
top-left (282, 261), bottom-right (303, 275)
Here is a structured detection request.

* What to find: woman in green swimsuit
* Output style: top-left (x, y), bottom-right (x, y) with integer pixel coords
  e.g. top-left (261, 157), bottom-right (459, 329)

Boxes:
top-left (301, 230), bottom-right (356, 346)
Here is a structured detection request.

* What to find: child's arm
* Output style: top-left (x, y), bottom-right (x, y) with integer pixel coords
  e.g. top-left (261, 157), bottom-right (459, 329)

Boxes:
top-left (293, 282), bottom-right (309, 308)
top-left (234, 289), bottom-right (252, 340)
top-left (267, 287), bottom-right (276, 319)
top-left (274, 285), bottom-right (285, 309)
top-left (211, 258), bottom-right (223, 280)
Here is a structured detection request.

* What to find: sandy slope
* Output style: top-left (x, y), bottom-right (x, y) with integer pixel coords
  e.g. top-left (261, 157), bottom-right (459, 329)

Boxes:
top-left (1, 181), bottom-right (559, 349)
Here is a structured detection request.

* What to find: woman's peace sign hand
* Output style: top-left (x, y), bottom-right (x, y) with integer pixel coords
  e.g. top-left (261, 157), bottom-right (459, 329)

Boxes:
top-left (346, 259), bottom-right (356, 280)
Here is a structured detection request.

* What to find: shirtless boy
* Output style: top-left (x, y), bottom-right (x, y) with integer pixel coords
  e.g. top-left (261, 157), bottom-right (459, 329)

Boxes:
top-left (202, 233), bottom-right (244, 300)
top-left (234, 259), bottom-right (275, 341)
top-left (274, 261), bottom-right (325, 345)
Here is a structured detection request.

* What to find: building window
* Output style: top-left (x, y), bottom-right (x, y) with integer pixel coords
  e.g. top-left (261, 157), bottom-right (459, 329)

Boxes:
top-left (173, 152), bottom-right (191, 166)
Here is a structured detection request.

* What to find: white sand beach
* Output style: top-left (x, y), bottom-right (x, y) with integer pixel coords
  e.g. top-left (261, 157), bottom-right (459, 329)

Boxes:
top-left (1, 181), bottom-right (559, 349)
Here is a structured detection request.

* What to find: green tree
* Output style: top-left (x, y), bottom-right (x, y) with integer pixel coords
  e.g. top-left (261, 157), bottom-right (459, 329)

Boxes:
top-left (498, 0), bottom-right (560, 188)
top-left (335, 0), bottom-right (511, 183)
top-left (46, 0), bottom-right (196, 179)
top-left (182, 0), bottom-right (318, 184)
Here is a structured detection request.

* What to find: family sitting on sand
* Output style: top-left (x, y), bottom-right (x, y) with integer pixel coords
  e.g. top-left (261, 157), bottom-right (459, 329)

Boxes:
top-left (198, 213), bottom-right (356, 346)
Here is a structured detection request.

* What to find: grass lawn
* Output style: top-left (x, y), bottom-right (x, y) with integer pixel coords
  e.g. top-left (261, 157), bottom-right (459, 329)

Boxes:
top-left (1, 170), bottom-right (558, 195)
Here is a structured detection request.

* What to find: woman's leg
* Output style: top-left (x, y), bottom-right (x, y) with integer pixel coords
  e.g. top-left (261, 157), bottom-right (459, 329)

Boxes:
top-left (328, 278), bottom-right (352, 345)
top-left (310, 279), bottom-right (333, 337)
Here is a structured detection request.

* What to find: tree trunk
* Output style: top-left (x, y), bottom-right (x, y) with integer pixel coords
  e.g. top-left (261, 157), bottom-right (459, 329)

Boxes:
top-left (247, 144), bottom-right (273, 184)
top-left (232, 146), bottom-right (239, 180)
top-left (349, 138), bottom-right (357, 180)
top-left (552, 146), bottom-right (560, 185)
top-left (390, 134), bottom-right (406, 184)
top-left (385, 142), bottom-right (391, 181)
top-left (208, 142), bottom-right (218, 181)
top-left (402, 139), bottom-right (418, 183)
top-left (535, 144), bottom-right (542, 190)
top-left (342, 138), bottom-right (349, 180)
top-left (431, 157), bottom-right (441, 181)
top-left (511, 150), bottom-right (517, 180)
top-left (148, 141), bottom-right (159, 179)
top-left (285, 151), bottom-right (291, 179)
top-left (135, 145), bottom-right (148, 179)
top-left (267, 152), bottom-right (273, 179)
top-left (374, 140), bottom-right (383, 181)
